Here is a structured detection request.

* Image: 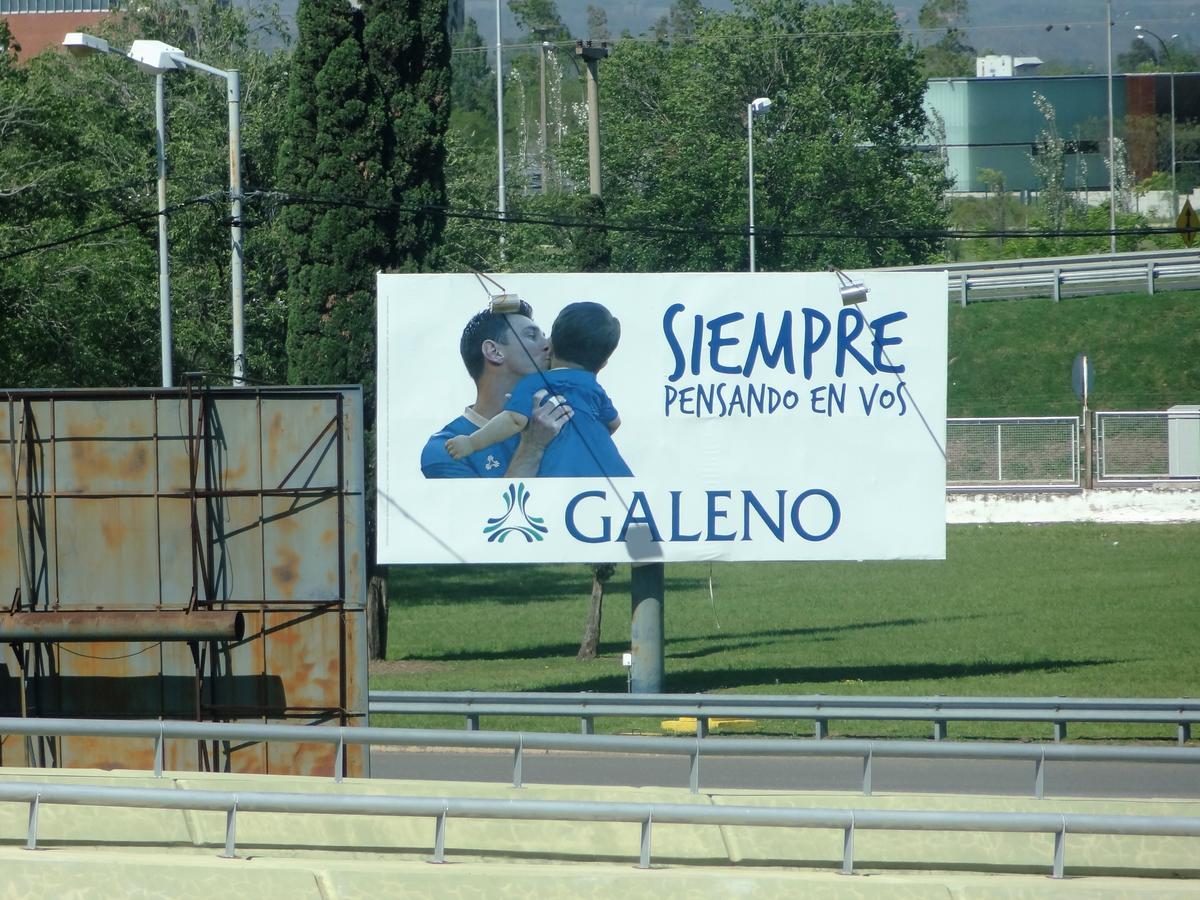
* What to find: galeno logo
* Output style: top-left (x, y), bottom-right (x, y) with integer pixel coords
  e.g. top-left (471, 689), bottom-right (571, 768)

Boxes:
top-left (483, 482), bottom-right (549, 543)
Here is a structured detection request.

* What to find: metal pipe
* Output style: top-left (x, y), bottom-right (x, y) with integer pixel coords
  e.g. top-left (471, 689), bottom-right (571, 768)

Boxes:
top-left (0, 611), bottom-right (244, 642)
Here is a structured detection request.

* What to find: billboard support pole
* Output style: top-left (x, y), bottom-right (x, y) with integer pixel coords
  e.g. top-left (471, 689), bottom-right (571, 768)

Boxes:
top-left (630, 563), bottom-right (665, 693)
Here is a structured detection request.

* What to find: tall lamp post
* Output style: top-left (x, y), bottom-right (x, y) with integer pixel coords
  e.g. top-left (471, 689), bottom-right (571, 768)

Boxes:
top-left (64, 33), bottom-right (247, 386)
top-left (747, 96), bottom-right (771, 272)
top-left (63, 33), bottom-right (173, 387)
top-left (1134, 25), bottom-right (1179, 219)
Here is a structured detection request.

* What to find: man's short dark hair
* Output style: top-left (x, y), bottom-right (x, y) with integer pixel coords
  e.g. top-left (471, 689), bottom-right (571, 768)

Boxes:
top-left (550, 301), bottom-right (621, 373)
top-left (459, 300), bottom-right (534, 382)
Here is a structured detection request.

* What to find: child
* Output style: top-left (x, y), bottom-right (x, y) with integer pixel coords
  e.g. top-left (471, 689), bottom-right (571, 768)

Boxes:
top-left (446, 301), bottom-right (632, 477)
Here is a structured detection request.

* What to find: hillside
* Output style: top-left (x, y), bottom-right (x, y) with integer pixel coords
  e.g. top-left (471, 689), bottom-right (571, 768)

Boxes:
top-left (947, 288), bottom-right (1200, 417)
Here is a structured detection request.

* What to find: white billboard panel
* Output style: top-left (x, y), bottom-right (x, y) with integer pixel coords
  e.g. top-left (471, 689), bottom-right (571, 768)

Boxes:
top-left (377, 272), bottom-right (947, 564)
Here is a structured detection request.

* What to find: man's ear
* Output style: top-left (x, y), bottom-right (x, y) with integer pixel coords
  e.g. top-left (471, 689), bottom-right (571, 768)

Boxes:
top-left (481, 338), bottom-right (505, 365)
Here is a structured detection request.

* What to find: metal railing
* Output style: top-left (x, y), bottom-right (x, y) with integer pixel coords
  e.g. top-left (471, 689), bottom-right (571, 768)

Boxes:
top-left (4, 716), bottom-right (1199, 798)
top-left (3, 778), bottom-right (1199, 877)
top-left (1095, 409), bottom-right (1200, 483)
top-left (368, 692), bottom-right (1199, 744)
top-left (947, 416), bottom-right (1079, 490)
top-left (875, 249), bottom-right (1200, 305)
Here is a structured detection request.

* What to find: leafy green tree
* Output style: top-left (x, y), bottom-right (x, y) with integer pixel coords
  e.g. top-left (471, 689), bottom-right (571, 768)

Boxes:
top-left (0, 0), bottom-right (290, 388)
top-left (586, 5), bottom-right (611, 42)
top-left (577, 0), bottom-right (949, 272)
top-left (917, 0), bottom-right (974, 77)
top-left (451, 16), bottom-right (493, 121)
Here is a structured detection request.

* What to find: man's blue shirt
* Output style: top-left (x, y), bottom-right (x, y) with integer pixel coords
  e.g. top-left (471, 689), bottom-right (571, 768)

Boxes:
top-left (421, 412), bottom-right (518, 478)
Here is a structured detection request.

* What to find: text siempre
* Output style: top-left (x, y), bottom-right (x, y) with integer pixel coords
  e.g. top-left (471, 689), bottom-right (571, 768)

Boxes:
top-left (661, 303), bottom-right (910, 419)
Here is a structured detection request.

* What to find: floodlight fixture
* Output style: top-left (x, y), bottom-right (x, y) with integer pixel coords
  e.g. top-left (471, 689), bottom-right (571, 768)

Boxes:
top-left (62, 32), bottom-right (110, 56)
top-left (126, 39), bottom-right (186, 75)
top-left (750, 97), bottom-right (772, 115)
top-left (833, 269), bottom-right (869, 306)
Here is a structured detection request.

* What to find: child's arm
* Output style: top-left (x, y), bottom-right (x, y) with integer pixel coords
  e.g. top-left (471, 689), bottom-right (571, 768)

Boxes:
top-left (605, 415), bottom-right (621, 434)
top-left (446, 410), bottom-right (529, 459)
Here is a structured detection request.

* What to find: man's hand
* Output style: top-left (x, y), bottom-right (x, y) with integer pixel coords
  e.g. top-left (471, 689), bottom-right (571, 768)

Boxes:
top-left (523, 389), bottom-right (573, 449)
top-left (505, 389), bottom-right (572, 476)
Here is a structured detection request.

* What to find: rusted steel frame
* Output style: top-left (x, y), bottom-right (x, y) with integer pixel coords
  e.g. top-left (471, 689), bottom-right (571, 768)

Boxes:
top-left (6, 396), bottom-right (32, 610)
top-left (335, 394), bottom-right (347, 745)
top-left (275, 414), bottom-right (337, 491)
top-left (185, 386), bottom-right (215, 608)
top-left (0, 611), bottom-right (245, 642)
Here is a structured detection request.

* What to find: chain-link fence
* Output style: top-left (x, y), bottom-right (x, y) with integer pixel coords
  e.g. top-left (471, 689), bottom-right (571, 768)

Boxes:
top-left (1095, 409), bottom-right (1200, 482)
top-left (947, 417), bottom-right (1080, 490)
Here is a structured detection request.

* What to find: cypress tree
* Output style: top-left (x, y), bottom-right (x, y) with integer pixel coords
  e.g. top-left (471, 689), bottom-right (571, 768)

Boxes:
top-left (363, 0), bottom-right (451, 271)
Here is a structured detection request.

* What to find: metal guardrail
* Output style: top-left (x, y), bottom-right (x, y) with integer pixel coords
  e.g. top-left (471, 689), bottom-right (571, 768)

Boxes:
top-left (873, 249), bottom-right (1200, 305)
top-left (3, 779), bottom-right (1199, 877)
top-left (4, 717), bottom-right (1199, 799)
top-left (368, 691), bottom-right (1200, 744)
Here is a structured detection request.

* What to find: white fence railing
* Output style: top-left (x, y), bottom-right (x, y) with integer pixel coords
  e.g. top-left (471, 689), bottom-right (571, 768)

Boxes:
top-left (1095, 410), bottom-right (1200, 483)
top-left (947, 417), bottom-right (1080, 490)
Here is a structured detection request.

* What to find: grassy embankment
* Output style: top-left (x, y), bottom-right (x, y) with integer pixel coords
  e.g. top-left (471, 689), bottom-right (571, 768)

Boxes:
top-left (377, 289), bottom-right (1200, 738)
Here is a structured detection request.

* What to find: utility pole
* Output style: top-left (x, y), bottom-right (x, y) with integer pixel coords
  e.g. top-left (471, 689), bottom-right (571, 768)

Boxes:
top-left (575, 41), bottom-right (609, 196)
top-left (495, 0), bottom-right (507, 230)
top-left (1105, 0), bottom-right (1116, 254)
top-left (530, 30), bottom-right (553, 193)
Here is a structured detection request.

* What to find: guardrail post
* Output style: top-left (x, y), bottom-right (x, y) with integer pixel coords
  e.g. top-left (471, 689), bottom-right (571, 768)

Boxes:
top-left (221, 800), bottom-right (238, 859)
top-left (431, 811), bottom-right (447, 864)
top-left (933, 720), bottom-right (947, 741)
top-left (1052, 821), bottom-right (1066, 879)
top-left (1054, 722), bottom-right (1067, 743)
top-left (639, 814), bottom-right (653, 869)
top-left (841, 815), bottom-right (855, 875)
top-left (25, 794), bottom-right (39, 851)
top-left (696, 717), bottom-right (709, 738)
top-left (1035, 748), bottom-right (1045, 799)
top-left (512, 736), bottom-right (524, 788)
top-left (1147, 261), bottom-right (1156, 296)
top-left (335, 730), bottom-right (345, 783)
top-left (862, 747), bottom-right (873, 796)
top-left (466, 714), bottom-right (479, 731)
top-left (1052, 268), bottom-right (1062, 303)
top-left (959, 276), bottom-right (968, 308)
top-left (689, 743), bottom-right (700, 794)
top-left (814, 719), bottom-right (828, 740)
top-left (581, 716), bottom-right (594, 735)
top-left (1180, 723), bottom-right (1192, 745)
top-left (154, 723), bottom-right (165, 778)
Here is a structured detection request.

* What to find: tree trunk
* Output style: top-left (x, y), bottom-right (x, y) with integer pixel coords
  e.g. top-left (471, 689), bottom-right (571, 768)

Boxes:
top-left (367, 571), bottom-right (388, 661)
top-left (577, 563), bottom-right (614, 660)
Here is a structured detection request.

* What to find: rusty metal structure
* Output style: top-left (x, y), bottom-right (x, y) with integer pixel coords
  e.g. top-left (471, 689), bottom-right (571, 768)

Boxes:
top-left (0, 386), bottom-right (367, 776)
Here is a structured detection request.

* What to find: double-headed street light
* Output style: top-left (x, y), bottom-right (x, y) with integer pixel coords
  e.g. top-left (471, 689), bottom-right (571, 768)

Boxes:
top-left (747, 96), bottom-right (772, 273)
top-left (63, 33), bottom-right (246, 387)
top-left (1134, 24), bottom-right (1179, 219)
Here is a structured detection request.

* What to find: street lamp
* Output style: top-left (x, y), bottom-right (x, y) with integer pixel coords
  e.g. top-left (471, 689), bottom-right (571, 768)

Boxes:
top-left (63, 32), bottom-right (173, 387)
top-left (747, 96), bottom-right (771, 273)
top-left (63, 33), bottom-right (247, 386)
top-left (1135, 25), bottom-right (1179, 218)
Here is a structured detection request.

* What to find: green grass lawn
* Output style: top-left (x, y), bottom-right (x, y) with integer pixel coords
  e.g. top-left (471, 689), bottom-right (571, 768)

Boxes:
top-left (948, 288), bottom-right (1200, 417)
top-left (376, 522), bottom-right (1200, 741)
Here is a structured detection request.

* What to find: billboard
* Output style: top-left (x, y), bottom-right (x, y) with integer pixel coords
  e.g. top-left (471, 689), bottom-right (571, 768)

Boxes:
top-left (377, 272), bottom-right (947, 564)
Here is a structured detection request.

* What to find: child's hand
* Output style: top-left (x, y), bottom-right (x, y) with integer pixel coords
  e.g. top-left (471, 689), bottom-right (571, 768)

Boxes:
top-left (446, 435), bottom-right (472, 459)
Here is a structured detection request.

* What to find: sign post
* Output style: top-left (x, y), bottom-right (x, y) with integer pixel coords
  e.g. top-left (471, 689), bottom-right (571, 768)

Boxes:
top-left (1073, 353), bottom-right (1095, 488)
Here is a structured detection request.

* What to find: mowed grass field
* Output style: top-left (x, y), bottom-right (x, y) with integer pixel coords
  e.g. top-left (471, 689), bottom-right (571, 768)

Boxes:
top-left (379, 522), bottom-right (1200, 740)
